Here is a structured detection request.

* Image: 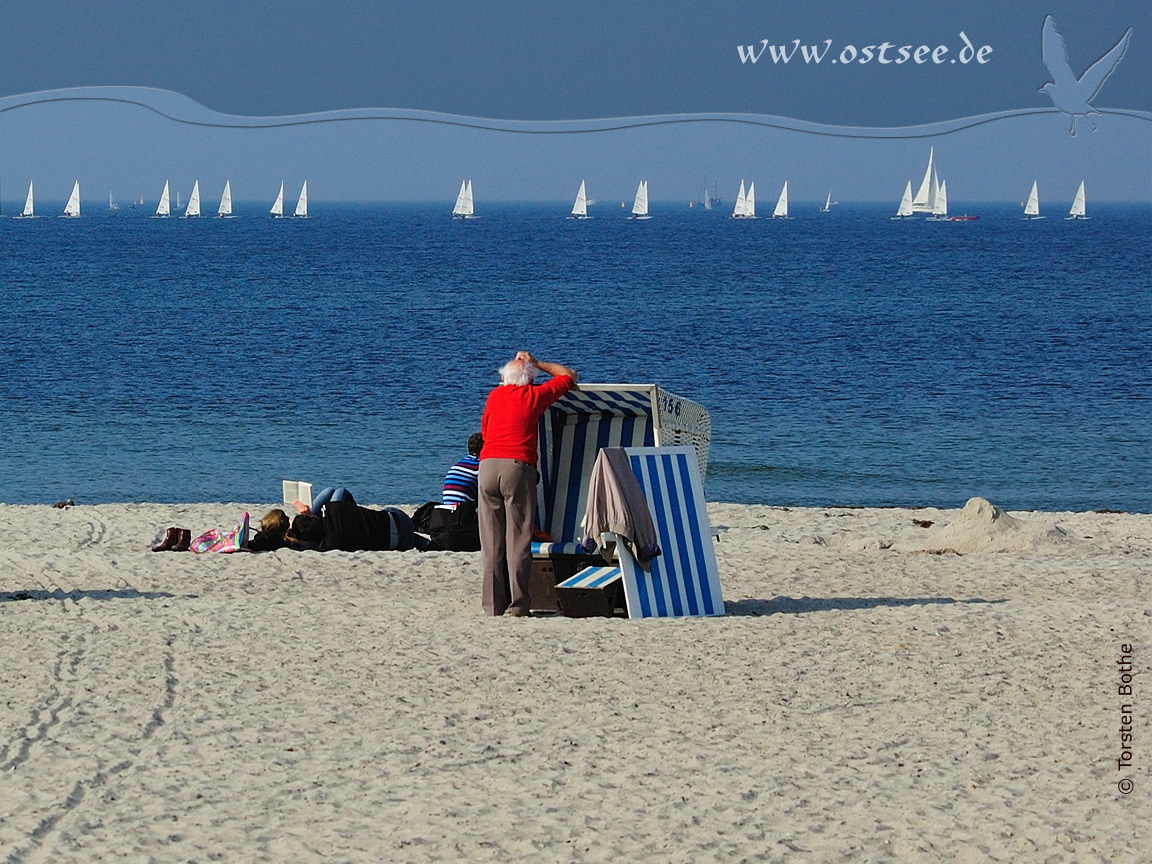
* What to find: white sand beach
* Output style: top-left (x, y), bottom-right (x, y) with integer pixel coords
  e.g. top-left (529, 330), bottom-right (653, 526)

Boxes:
top-left (1, 499), bottom-right (1148, 862)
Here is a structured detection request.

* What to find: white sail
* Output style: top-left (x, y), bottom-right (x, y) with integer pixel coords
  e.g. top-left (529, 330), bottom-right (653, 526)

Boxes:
top-left (745, 182), bottom-right (755, 217)
top-left (63, 181), bottom-right (81, 217)
top-left (927, 170), bottom-right (942, 216)
top-left (631, 180), bottom-right (649, 217)
top-left (703, 181), bottom-right (712, 210)
top-left (21, 181), bottom-right (34, 217)
top-left (932, 179), bottom-right (948, 217)
top-left (822, 190), bottom-right (832, 212)
top-left (156, 181), bottom-right (170, 217)
top-left (270, 182), bottom-right (284, 217)
top-left (184, 181), bottom-right (201, 217)
top-left (772, 181), bottom-right (789, 218)
top-left (109, 191), bottom-right (118, 211)
top-left (1068, 181), bottom-right (1086, 218)
top-left (912, 147), bottom-right (935, 212)
top-left (895, 181), bottom-right (913, 217)
top-left (1024, 181), bottom-right (1040, 218)
top-left (732, 180), bottom-right (747, 217)
top-left (293, 180), bottom-right (308, 217)
top-left (571, 180), bottom-right (588, 217)
top-left (218, 181), bottom-right (232, 217)
top-left (452, 179), bottom-right (474, 216)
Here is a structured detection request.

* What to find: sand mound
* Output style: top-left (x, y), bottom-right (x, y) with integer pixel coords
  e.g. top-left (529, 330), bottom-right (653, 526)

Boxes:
top-left (898, 496), bottom-right (1072, 554)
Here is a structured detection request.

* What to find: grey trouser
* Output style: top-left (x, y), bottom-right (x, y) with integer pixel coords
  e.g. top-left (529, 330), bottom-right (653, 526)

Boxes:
top-left (478, 458), bottom-right (537, 615)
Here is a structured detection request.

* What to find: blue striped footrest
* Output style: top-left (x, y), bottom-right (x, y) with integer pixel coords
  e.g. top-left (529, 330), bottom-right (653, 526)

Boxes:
top-left (558, 566), bottom-right (622, 589)
top-left (555, 566), bottom-right (623, 618)
top-left (532, 541), bottom-right (588, 556)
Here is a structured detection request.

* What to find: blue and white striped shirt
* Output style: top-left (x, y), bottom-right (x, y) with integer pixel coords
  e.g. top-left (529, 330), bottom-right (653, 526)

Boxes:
top-left (443, 454), bottom-right (480, 505)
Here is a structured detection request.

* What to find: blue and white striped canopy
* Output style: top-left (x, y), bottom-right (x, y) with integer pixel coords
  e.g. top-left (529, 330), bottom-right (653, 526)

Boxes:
top-left (537, 387), bottom-right (658, 543)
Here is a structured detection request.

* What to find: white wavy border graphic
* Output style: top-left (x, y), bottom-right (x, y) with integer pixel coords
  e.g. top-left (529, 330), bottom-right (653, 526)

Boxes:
top-left (1, 86), bottom-right (1149, 138)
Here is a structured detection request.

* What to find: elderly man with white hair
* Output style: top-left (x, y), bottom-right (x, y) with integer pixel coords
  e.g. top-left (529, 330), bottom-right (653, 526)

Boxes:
top-left (478, 351), bottom-right (578, 616)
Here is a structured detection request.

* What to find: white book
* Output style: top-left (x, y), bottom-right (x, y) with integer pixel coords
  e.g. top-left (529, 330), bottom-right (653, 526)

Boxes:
top-left (282, 480), bottom-right (313, 507)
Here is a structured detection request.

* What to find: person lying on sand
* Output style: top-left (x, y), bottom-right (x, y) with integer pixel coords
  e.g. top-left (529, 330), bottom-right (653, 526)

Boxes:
top-left (288, 493), bottom-right (427, 552)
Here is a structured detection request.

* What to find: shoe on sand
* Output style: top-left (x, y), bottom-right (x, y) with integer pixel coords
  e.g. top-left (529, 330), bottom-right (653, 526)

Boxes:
top-left (152, 527), bottom-right (181, 552)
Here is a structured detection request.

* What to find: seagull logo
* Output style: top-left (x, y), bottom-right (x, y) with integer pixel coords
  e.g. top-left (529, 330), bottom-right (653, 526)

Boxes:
top-left (1040, 15), bottom-right (1132, 135)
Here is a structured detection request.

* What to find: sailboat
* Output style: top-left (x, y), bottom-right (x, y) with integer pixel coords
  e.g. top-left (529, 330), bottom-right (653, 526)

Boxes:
top-left (17, 181), bottom-right (35, 218)
top-left (699, 176), bottom-right (722, 210)
top-left (1023, 181), bottom-right (1043, 219)
top-left (270, 182), bottom-right (284, 217)
top-left (731, 180), bottom-right (755, 218)
top-left (911, 148), bottom-right (938, 213)
top-left (1066, 181), bottom-right (1087, 219)
top-left (570, 180), bottom-right (591, 218)
top-left (62, 181), bottom-right (81, 218)
top-left (927, 178), bottom-right (948, 219)
top-left (108, 191), bottom-right (118, 211)
top-left (821, 191), bottom-right (835, 212)
top-left (772, 181), bottom-right (790, 219)
top-left (293, 181), bottom-right (308, 218)
top-left (155, 181), bottom-right (171, 217)
top-left (452, 180), bottom-right (475, 218)
top-left (217, 181), bottom-right (233, 217)
top-left (892, 181), bottom-right (913, 218)
top-left (732, 180), bottom-right (745, 218)
top-left (629, 180), bottom-right (650, 219)
top-left (183, 181), bottom-right (201, 217)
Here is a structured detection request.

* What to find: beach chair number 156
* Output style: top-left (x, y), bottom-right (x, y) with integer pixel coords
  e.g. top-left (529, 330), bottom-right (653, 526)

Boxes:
top-left (661, 395), bottom-right (683, 418)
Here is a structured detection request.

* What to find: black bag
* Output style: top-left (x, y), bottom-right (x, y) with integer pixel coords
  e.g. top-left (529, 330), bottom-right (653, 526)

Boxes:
top-left (413, 500), bottom-right (482, 552)
top-left (412, 501), bottom-right (438, 534)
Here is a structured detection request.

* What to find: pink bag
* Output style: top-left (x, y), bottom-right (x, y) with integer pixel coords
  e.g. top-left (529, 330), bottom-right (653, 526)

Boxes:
top-left (191, 512), bottom-right (250, 554)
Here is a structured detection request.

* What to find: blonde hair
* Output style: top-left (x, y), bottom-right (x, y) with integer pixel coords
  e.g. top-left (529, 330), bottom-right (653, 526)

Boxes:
top-left (259, 508), bottom-right (290, 540)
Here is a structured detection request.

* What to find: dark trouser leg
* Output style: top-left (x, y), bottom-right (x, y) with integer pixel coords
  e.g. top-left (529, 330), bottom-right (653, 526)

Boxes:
top-left (503, 461), bottom-right (538, 615)
top-left (478, 459), bottom-right (510, 615)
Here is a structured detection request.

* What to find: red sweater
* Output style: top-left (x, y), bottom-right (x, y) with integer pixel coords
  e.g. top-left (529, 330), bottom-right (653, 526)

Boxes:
top-left (480, 375), bottom-right (574, 465)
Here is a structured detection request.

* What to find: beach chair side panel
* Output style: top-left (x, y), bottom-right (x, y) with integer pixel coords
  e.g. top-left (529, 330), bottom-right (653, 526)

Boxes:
top-left (653, 386), bottom-right (713, 480)
top-left (620, 446), bottom-right (724, 619)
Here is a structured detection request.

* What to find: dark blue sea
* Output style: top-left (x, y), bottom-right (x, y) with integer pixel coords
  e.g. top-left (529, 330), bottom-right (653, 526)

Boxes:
top-left (1, 202), bottom-right (1149, 511)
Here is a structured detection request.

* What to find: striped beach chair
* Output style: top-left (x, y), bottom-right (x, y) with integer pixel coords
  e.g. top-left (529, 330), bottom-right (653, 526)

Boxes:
top-left (558, 445), bottom-right (724, 619)
top-left (535, 385), bottom-right (711, 543)
top-left (530, 385), bottom-right (711, 611)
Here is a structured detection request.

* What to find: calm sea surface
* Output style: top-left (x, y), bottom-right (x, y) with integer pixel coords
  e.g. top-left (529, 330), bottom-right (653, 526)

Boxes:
top-left (1, 202), bottom-right (1148, 510)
